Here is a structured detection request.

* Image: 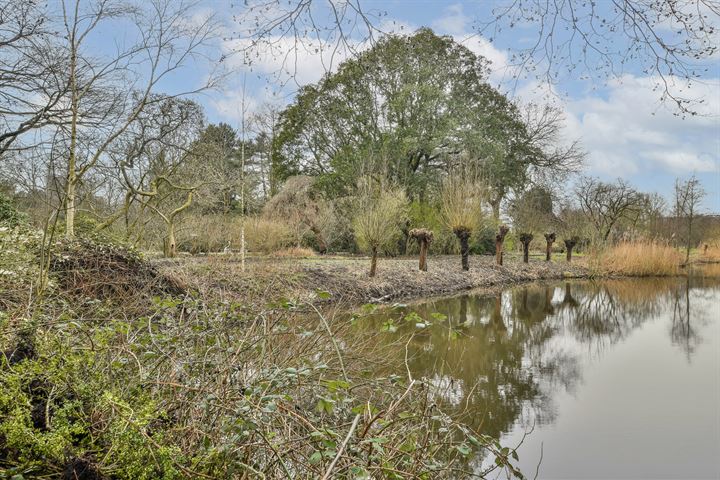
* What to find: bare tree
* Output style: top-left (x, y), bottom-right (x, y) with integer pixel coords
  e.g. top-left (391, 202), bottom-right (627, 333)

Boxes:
top-left (576, 177), bottom-right (645, 242)
top-left (230, 0), bottom-right (384, 86)
top-left (477, 1), bottom-right (719, 115)
top-left (0, 1), bottom-right (66, 157)
top-left (231, 1), bottom-right (717, 114)
top-left (111, 97), bottom-right (207, 257)
top-left (57, 0), bottom-right (221, 237)
top-left (674, 174), bottom-right (705, 262)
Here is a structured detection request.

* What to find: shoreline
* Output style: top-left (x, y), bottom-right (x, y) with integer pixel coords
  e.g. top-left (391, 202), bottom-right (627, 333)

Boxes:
top-left (158, 254), bottom-right (596, 307)
top-left (157, 254), bottom-right (720, 309)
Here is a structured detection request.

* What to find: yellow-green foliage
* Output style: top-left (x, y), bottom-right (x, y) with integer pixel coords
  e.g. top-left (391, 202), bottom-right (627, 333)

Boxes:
top-left (596, 240), bottom-right (682, 276)
top-left (352, 181), bottom-right (407, 252)
top-left (179, 214), bottom-right (293, 254)
top-left (439, 175), bottom-right (484, 233)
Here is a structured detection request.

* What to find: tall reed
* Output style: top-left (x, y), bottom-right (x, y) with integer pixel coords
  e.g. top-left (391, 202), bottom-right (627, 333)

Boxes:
top-left (595, 240), bottom-right (682, 276)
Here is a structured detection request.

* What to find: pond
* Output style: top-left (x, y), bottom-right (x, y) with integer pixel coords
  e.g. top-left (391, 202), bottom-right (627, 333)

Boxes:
top-left (363, 273), bottom-right (720, 479)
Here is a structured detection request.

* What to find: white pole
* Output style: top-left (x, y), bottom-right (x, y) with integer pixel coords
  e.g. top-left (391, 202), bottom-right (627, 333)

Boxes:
top-left (240, 75), bottom-right (247, 272)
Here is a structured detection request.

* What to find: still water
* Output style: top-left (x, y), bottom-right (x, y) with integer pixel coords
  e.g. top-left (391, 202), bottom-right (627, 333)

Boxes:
top-left (366, 274), bottom-right (720, 479)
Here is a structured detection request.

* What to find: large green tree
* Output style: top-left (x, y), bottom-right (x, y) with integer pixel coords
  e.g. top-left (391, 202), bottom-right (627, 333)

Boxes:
top-left (272, 29), bottom-right (581, 217)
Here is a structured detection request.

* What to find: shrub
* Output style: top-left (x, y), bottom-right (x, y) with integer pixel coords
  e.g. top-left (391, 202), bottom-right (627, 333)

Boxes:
top-left (0, 192), bottom-right (27, 227)
top-left (176, 215), bottom-right (294, 254)
top-left (352, 181), bottom-right (407, 276)
top-left (440, 175), bottom-right (485, 270)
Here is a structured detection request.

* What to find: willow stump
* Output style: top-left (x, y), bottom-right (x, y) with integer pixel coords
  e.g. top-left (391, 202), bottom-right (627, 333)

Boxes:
top-left (544, 232), bottom-right (556, 261)
top-left (519, 233), bottom-right (534, 263)
top-left (453, 226), bottom-right (472, 271)
top-left (409, 228), bottom-right (434, 272)
top-left (369, 246), bottom-right (378, 277)
top-left (495, 225), bottom-right (510, 266)
top-left (564, 236), bottom-right (579, 262)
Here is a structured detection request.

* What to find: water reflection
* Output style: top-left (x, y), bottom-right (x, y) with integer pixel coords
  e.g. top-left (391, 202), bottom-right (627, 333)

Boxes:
top-left (362, 274), bottom-right (720, 476)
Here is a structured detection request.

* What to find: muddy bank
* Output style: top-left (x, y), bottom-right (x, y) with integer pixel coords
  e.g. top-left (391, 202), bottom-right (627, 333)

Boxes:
top-left (158, 254), bottom-right (591, 307)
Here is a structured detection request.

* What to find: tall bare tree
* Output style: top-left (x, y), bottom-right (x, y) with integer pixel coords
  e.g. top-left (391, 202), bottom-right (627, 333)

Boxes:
top-left (0, 1), bottom-right (66, 157)
top-left (674, 175), bottom-right (705, 262)
top-left (576, 177), bottom-right (645, 242)
top-left (57, 0), bottom-right (220, 237)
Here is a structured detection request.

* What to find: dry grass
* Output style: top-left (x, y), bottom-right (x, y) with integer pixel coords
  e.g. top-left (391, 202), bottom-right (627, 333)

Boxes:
top-left (700, 241), bottom-right (720, 261)
top-left (179, 214), bottom-right (294, 254)
top-left (271, 246), bottom-right (317, 258)
top-left (595, 240), bottom-right (683, 276)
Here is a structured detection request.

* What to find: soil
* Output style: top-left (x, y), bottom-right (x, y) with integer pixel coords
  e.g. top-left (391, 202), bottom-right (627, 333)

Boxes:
top-left (157, 253), bottom-right (592, 307)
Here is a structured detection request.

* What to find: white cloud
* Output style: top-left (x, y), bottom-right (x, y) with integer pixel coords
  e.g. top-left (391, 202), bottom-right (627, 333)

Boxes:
top-left (431, 4), bottom-right (469, 35)
top-left (563, 75), bottom-right (720, 178)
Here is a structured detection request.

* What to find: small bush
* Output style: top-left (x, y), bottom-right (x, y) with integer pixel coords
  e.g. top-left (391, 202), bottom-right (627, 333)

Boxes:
top-left (246, 216), bottom-right (295, 253)
top-left (595, 240), bottom-right (682, 276)
top-left (177, 215), bottom-right (295, 254)
top-left (0, 193), bottom-right (27, 227)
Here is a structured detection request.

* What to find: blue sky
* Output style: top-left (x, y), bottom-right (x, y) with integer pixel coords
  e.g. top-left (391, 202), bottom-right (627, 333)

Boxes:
top-left (88, 0), bottom-right (720, 212)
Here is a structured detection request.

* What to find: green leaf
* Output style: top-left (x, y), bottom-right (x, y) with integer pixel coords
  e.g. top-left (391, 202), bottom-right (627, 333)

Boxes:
top-left (316, 289), bottom-right (332, 300)
top-left (309, 451), bottom-right (323, 465)
top-left (455, 443), bottom-right (471, 456)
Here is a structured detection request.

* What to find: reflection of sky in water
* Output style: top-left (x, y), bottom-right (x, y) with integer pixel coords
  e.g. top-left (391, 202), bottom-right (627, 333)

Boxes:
top-left (367, 274), bottom-right (720, 479)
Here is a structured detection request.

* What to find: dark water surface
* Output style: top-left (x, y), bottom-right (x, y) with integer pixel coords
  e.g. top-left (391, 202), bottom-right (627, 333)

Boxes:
top-left (365, 273), bottom-right (720, 479)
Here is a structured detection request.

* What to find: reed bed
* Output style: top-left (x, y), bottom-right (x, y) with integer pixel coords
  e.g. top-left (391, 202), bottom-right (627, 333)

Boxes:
top-left (595, 240), bottom-right (682, 277)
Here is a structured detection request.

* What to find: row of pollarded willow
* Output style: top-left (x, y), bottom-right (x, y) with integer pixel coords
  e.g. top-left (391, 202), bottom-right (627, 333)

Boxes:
top-left (352, 175), bottom-right (582, 277)
top-left (408, 224), bottom-right (581, 273)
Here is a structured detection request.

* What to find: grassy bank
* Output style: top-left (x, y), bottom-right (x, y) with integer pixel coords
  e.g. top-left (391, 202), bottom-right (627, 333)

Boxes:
top-left (158, 254), bottom-right (591, 308)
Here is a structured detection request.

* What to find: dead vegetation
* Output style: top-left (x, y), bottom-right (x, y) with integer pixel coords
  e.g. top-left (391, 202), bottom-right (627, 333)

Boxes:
top-left (49, 239), bottom-right (185, 302)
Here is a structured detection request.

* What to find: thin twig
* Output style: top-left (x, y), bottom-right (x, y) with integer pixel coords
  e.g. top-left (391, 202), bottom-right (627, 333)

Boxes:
top-left (321, 413), bottom-right (361, 480)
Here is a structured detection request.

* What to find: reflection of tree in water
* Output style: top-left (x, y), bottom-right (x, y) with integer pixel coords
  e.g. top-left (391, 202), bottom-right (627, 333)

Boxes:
top-left (669, 275), bottom-right (719, 360)
top-left (557, 280), bottom-right (668, 354)
top-left (400, 288), bottom-right (571, 439)
top-left (362, 274), bottom-right (719, 467)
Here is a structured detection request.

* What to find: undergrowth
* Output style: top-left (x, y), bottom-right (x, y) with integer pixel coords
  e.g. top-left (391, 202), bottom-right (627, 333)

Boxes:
top-left (0, 226), bottom-right (524, 479)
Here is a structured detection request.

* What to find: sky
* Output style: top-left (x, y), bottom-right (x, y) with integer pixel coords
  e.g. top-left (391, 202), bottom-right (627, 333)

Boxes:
top-left (89, 0), bottom-right (720, 212)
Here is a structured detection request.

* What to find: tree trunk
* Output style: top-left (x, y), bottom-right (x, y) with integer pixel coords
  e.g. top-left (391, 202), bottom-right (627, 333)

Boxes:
top-left (544, 233), bottom-right (556, 262)
top-left (65, 41), bottom-right (78, 238)
top-left (458, 232), bottom-right (470, 271)
top-left (495, 238), bottom-right (503, 265)
top-left (369, 246), bottom-right (378, 277)
top-left (65, 175), bottom-right (76, 237)
top-left (495, 225), bottom-right (509, 266)
top-left (519, 233), bottom-right (533, 263)
top-left (685, 216), bottom-right (692, 263)
top-left (165, 222), bottom-right (177, 258)
top-left (418, 239), bottom-right (428, 271)
top-left (564, 239), bottom-right (577, 262)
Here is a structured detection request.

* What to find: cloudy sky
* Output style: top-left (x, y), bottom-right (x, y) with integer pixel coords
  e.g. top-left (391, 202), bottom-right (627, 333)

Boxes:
top-left (128, 0), bottom-right (720, 211)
